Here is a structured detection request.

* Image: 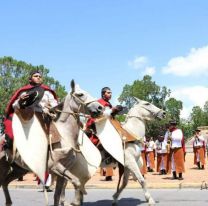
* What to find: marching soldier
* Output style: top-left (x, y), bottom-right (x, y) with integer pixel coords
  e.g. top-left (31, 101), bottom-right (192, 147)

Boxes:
top-left (155, 133), bottom-right (168, 175)
top-left (140, 136), bottom-right (148, 176)
top-left (193, 129), bottom-right (206, 169)
top-left (145, 136), bottom-right (155, 172)
top-left (166, 120), bottom-right (185, 180)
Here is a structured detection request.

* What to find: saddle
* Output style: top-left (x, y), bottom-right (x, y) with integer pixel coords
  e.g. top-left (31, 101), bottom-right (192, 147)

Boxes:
top-left (16, 108), bottom-right (61, 145)
top-left (110, 118), bottom-right (141, 142)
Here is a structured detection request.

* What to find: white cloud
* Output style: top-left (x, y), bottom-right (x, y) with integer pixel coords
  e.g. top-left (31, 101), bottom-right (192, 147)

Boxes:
top-left (143, 66), bottom-right (155, 76)
top-left (162, 45), bottom-right (208, 76)
top-left (170, 86), bottom-right (208, 119)
top-left (128, 56), bottom-right (148, 69)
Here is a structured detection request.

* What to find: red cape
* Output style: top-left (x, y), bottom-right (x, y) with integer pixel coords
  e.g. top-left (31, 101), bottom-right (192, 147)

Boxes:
top-left (98, 98), bottom-right (112, 108)
top-left (5, 84), bottom-right (57, 116)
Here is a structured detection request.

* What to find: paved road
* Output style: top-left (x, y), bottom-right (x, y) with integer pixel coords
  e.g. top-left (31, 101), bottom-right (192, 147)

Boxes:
top-left (1, 188), bottom-right (208, 206)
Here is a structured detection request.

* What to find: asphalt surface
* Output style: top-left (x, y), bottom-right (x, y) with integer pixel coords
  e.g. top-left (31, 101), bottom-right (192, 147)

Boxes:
top-left (1, 188), bottom-right (208, 206)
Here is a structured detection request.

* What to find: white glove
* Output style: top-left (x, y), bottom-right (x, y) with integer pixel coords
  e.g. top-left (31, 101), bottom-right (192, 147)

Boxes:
top-left (42, 107), bottom-right (49, 114)
top-left (103, 108), bottom-right (112, 117)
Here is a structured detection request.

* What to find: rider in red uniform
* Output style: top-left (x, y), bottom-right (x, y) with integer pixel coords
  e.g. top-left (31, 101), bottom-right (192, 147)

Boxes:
top-left (85, 87), bottom-right (123, 181)
top-left (3, 70), bottom-right (57, 149)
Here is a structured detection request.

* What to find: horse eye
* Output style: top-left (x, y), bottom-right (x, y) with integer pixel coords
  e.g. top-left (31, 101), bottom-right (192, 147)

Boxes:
top-left (76, 93), bottom-right (84, 97)
top-left (144, 103), bottom-right (150, 105)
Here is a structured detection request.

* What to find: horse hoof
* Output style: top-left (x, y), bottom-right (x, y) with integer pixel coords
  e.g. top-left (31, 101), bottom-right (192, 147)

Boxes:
top-left (148, 198), bottom-right (155, 206)
top-left (60, 201), bottom-right (69, 206)
top-left (69, 201), bottom-right (81, 206)
top-left (112, 201), bottom-right (118, 206)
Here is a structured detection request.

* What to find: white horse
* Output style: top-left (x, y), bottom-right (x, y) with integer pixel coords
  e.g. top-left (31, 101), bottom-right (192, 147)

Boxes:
top-left (55, 97), bottom-right (165, 206)
top-left (112, 97), bottom-right (165, 206)
top-left (0, 80), bottom-right (103, 206)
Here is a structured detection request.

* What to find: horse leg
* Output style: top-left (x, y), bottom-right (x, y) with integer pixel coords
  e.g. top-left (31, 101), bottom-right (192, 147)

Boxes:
top-left (0, 152), bottom-right (10, 187)
top-left (54, 176), bottom-right (65, 206)
top-left (2, 183), bottom-right (13, 206)
top-left (54, 176), bottom-right (85, 206)
top-left (51, 162), bottom-right (81, 189)
top-left (126, 155), bottom-right (155, 206)
top-left (0, 152), bottom-right (13, 206)
top-left (112, 168), bottom-right (130, 206)
top-left (54, 176), bottom-right (70, 206)
top-left (2, 163), bottom-right (28, 206)
top-left (70, 188), bottom-right (84, 206)
top-left (60, 178), bottom-right (68, 206)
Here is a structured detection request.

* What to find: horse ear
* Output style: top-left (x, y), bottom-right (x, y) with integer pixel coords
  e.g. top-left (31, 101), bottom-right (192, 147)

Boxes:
top-left (71, 79), bottom-right (75, 93)
top-left (133, 97), bottom-right (141, 103)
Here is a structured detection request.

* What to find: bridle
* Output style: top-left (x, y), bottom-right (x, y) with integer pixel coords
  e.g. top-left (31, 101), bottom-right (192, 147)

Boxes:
top-left (49, 91), bottom-right (97, 120)
top-left (70, 91), bottom-right (97, 116)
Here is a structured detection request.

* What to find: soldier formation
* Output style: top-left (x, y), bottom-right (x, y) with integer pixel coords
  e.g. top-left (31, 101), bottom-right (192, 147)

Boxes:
top-left (139, 121), bottom-right (206, 180)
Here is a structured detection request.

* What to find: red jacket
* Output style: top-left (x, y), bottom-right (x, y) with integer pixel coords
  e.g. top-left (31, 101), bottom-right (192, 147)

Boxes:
top-left (86, 98), bottom-right (112, 145)
top-left (97, 98), bottom-right (112, 108)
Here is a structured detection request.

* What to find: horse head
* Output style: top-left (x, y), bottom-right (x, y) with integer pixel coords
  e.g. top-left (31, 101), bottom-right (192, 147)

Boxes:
top-left (59, 80), bottom-right (103, 121)
top-left (129, 97), bottom-right (166, 121)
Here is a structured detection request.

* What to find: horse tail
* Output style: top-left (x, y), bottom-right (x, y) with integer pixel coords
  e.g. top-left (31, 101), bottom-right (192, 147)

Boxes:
top-left (116, 162), bottom-right (124, 192)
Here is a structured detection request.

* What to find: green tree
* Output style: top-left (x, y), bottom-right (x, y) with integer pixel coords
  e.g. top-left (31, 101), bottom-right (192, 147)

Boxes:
top-left (0, 56), bottom-right (67, 115)
top-left (118, 75), bottom-right (173, 138)
top-left (165, 97), bottom-right (183, 123)
top-left (202, 101), bottom-right (208, 126)
top-left (179, 119), bottom-right (193, 140)
top-left (190, 106), bottom-right (206, 130)
top-left (118, 75), bottom-right (171, 109)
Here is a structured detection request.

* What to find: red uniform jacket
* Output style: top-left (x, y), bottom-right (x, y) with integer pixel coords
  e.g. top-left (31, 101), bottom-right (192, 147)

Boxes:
top-left (86, 98), bottom-right (112, 145)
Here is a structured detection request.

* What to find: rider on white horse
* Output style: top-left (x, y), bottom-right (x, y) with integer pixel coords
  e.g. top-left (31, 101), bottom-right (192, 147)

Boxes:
top-left (3, 70), bottom-right (58, 150)
top-left (85, 86), bottom-right (123, 181)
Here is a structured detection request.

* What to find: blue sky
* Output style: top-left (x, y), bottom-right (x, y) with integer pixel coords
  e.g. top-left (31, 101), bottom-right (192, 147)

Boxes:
top-left (1, 0), bottom-right (208, 119)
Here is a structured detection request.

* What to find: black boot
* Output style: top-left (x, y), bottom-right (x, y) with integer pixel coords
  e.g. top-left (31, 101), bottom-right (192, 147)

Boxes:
top-left (18, 176), bottom-right (24, 181)
top-left (201, 165), bottom-right (205, 170)
top-left (163, 169), bottom-right (167, 175)
top-left (197, 162), bottom-right (201, 169)
top-left (105, 176), bottom-right (112, 181)
top-left (148, 167), bottom-right (151, 172)
top-left (178, 173), bottom-right (183, 180)
top-left (172, 171), bottom-right (177, 179)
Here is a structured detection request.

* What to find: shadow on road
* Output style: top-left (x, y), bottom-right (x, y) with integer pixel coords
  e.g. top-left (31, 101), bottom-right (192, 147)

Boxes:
top-left (84, 198), bottom-right (146, 205)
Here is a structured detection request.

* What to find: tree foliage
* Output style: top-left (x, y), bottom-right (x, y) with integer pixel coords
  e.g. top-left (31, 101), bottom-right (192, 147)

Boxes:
top-left (118, 75), bottom-right (184, 139)
top-left (190, 106), bottom-right (206, 130)
top-left (165, 97), bottom-right (183, 123)
top-left (119, 75), bottom-right (171, 109)
top-left (0, 56), bottom-right (67, 115)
